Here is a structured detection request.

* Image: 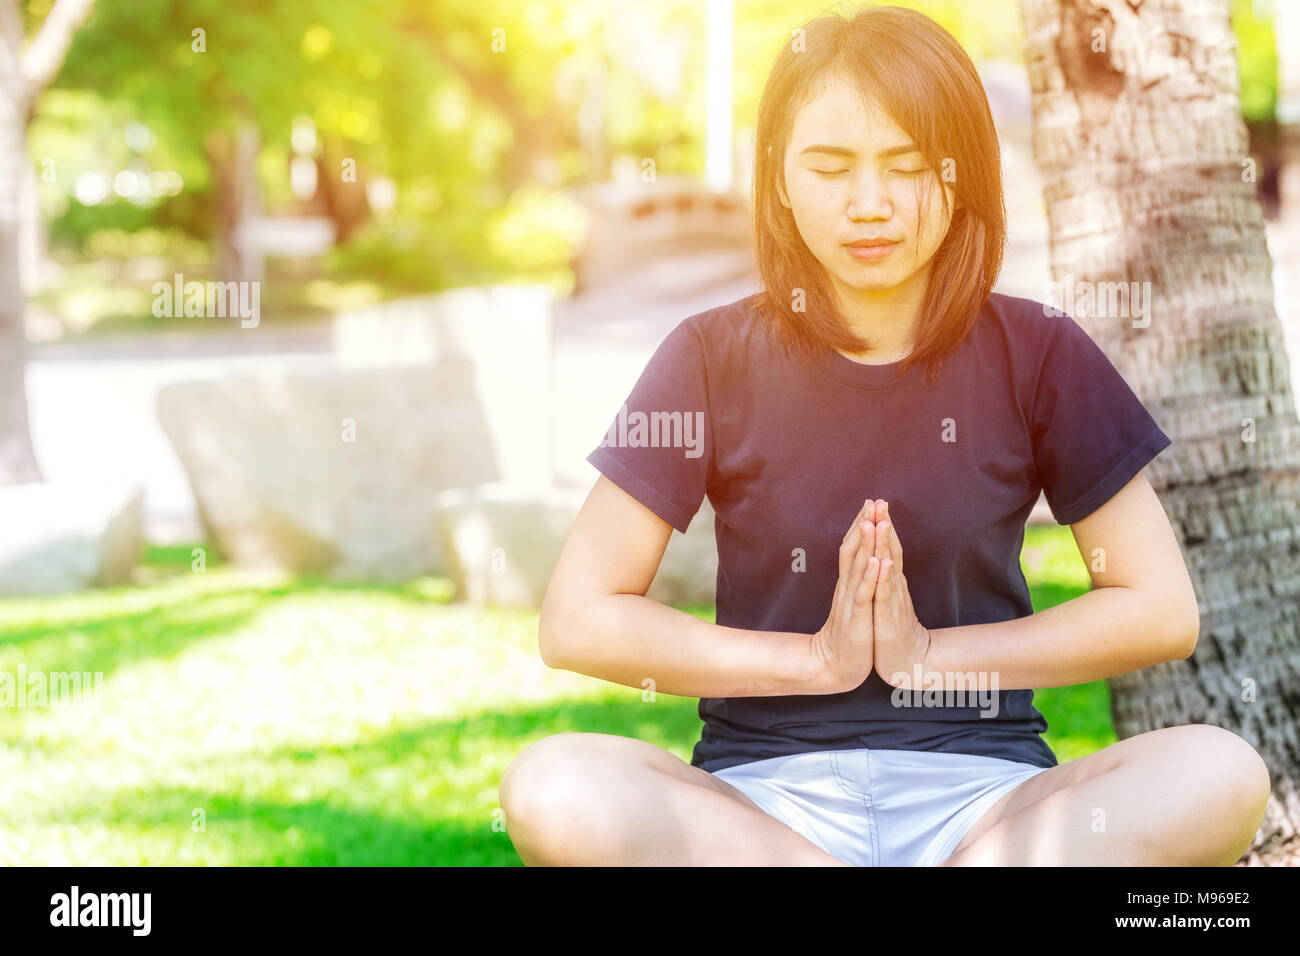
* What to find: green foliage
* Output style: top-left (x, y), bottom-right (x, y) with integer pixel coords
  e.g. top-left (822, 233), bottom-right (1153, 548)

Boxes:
top-left (26, 0), bottom-right (1281, 318)
top-left (486, 183), bottom-right (589, 273)
top-left (1232, 0), bottom-right (1279, 125)
top-left (51, 198), bottom-right (157, 241)
top-left (325, 183), bottom-right (586, 292)
top-left (325, 215), bottom-right (485, 293)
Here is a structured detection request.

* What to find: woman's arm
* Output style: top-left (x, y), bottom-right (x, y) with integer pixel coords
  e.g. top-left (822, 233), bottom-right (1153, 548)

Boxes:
top-left (541, 476), bottom-right (840, 698)
top-left (546, 592), bottom-right (824, 698)
top-left (913, 473), bottom-right (1199, 690)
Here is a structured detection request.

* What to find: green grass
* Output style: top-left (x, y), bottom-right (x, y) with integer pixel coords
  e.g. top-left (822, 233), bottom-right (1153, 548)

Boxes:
top-left (0, 527), bottom-right (1110, 865)
top-left (1020, 525), bottom-right (1118, 762)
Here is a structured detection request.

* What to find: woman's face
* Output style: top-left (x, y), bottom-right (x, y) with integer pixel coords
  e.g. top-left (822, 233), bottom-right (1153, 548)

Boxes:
top-left (778, 72), bottom-right (958, 301)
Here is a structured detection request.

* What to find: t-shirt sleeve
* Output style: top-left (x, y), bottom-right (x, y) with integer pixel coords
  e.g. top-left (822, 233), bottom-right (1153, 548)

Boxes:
top-left (586, 319), bottom-right (712, 533)
top-left (1030, 313), bottom-right (1172, 525)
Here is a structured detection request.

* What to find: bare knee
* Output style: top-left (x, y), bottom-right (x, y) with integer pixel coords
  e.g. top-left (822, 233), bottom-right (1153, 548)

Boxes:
top-left (499, 733), bottom-right (634, 851)
top-left (1114, 725), bottom-right (1269, 865)
top-left (1146, 724), bottom-right (1271, 856)
top-left (1173, 724), bottom-right (1271, 807)
top-left (501, 733), bottom-right (592, 820)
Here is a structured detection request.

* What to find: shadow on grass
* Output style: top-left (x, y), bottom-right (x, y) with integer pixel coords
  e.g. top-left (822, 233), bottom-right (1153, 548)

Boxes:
top-left (33, 696), bottom-right (704, 865)
top-left (62, 786), bottom-right (510, 866)
top-left (0, 565), bottom-right (458, 692)
top-left (0, 589), bottom-right (272, 684)
top-left (274, 695), bottom-right (710, 769)
top-left (24, 684), bottom-right (1114, 865)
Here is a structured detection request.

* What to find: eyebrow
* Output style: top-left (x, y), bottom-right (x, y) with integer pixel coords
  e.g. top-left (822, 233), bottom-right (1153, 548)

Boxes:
top-left (799, 143), bottom-right (921, 159)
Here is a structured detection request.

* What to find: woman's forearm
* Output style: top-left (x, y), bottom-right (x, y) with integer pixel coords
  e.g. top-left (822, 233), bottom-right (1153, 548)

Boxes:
top-left (915, 585), bottom-right (1197, 691)
top-left (541, 592), bottom-right (830, 698)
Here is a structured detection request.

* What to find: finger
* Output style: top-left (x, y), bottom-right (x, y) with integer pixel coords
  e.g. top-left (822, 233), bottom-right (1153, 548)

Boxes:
top-left (836, 499), bottom-right (878, 621)
top-left (842, 499), bottom-right (865, 543)
top-left (837, 505), bottom-right (872, 600)
top-left (854, 555), bottom-right (879, 608)
top-left (880, 517), bottom-right (903, 577)
top-left (837, 523), bottom-right (860, 595)
top-left (875, 557), bottom-right (892, 602)
top-left (849, 518), bottom-right (875, 589)
top-left (840, 498), bottom-right (873, 556)
top-left (842, 520), bottom-right (875, 627)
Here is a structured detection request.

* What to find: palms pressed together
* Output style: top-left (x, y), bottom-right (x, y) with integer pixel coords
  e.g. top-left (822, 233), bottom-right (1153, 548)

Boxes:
top-left (813, 498), bottom-right (933, 693)
top-left (867, 499), bottom-right (933, 689)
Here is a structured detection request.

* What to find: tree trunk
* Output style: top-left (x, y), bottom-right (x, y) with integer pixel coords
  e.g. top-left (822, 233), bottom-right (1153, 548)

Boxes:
top-left (1019, 0), bottom-right (1300, 865)
top-left (314, 137), bottom-right (370, 245)
top-left (0, 0), bottom-right (42, 485)
top-left (205, 121), bottom-right (265, 285)
top-left (19, 152), bottom-right (50, 295)
top-left (0, 0), bottom-right (95, 484)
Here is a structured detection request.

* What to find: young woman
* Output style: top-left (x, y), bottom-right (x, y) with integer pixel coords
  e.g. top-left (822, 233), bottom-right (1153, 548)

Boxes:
top-left (499, 4), bottom-right (1271, 866)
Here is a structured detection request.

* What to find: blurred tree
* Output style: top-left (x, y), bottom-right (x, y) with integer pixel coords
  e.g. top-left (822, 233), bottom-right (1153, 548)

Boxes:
top-left (50, 1), bottom-right (613, 283)
top-left (56, 0), bottom-right (402, 282)
top-left (1, 0), bottom-right (95, 485)
top-left (1019, 0), bottom-right (1299, 865)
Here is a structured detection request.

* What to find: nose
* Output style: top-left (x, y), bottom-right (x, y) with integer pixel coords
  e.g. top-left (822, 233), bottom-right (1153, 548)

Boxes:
top-left (846, 169), bottom-right (891, 221)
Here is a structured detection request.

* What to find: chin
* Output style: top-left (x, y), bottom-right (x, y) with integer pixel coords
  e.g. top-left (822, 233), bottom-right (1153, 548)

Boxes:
top-left (838, 272), bottom-right (904, 292)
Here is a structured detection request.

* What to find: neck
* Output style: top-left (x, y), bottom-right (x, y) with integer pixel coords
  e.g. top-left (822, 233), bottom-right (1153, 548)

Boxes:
top-left (831, 262), bottom-right (932, 362)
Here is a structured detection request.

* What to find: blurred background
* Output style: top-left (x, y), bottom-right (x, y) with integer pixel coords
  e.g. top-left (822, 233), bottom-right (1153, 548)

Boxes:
top-left (0, 0), bottom-right (1295, 865)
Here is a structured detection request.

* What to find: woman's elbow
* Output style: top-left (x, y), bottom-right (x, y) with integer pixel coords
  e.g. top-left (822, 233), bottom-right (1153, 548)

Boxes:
top-left (1164, 599), bottom-right (1200, 661)
top-left (538, 607), bottom-right (564, 669)
top-left (538, 587), bottom-right (584, 669)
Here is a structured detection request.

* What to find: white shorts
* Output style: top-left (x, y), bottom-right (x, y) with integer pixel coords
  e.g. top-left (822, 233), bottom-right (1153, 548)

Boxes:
top-left (710, 747), bottom-right (1052, 866)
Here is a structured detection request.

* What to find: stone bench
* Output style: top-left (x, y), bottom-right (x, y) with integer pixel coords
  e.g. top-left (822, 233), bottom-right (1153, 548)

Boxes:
top-left (0, 481), bottom-right (144, 596)
top-left (432, 481), bottom-right (718, 608)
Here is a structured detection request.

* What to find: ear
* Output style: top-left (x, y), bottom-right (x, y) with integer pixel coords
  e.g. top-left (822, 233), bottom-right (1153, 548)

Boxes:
top-left (777, 173), bottom-right (792, 210)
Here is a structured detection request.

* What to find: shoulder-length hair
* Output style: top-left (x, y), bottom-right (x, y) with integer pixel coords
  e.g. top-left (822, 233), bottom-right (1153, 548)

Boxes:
top-left (750, 4), bottom-right (1006, 386)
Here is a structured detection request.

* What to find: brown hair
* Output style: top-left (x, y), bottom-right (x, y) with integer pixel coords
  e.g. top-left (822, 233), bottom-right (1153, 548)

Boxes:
top-left (750, 3), bottom-right (1006, 385)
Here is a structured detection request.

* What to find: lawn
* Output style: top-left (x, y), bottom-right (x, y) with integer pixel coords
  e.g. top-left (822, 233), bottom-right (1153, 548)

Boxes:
top-left (0, 526), bottom-right (1112, 865)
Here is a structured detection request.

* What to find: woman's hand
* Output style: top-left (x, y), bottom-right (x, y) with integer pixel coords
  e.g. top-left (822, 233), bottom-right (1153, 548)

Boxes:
top-left (870, 501), bottom-right (933, 689)
top-left (809, 498), bottom-right (881, 694)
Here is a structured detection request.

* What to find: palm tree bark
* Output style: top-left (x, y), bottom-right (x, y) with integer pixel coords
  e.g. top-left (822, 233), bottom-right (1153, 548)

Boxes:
top-left (1019, 0), bottom-right (1300, 865)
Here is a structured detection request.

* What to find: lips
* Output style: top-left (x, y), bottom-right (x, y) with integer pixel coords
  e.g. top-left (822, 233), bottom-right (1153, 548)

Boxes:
top-left (844, 239), bottom-right (898, 262)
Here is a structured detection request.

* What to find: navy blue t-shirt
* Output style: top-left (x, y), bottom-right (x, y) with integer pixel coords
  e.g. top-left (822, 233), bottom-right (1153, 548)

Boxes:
top-left (586, 291), bottom-right (1173, 773)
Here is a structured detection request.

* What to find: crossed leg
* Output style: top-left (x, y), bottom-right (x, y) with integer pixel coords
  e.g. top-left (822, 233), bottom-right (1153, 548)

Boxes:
top-left (500, 724), bottom-right (1271, 866)
top-left (499, 731), bottom-right (850, 866)
top-left (939, 724), bottom-right (1271, 866)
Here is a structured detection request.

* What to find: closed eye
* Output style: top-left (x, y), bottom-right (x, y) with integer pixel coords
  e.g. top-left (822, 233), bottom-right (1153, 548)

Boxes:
top-left (814, 167), bottom-right (929, 178)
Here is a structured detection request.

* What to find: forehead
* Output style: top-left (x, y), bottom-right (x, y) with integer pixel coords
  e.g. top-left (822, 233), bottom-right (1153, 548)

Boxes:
top-left (787, 73), bottom-right (909, 149)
